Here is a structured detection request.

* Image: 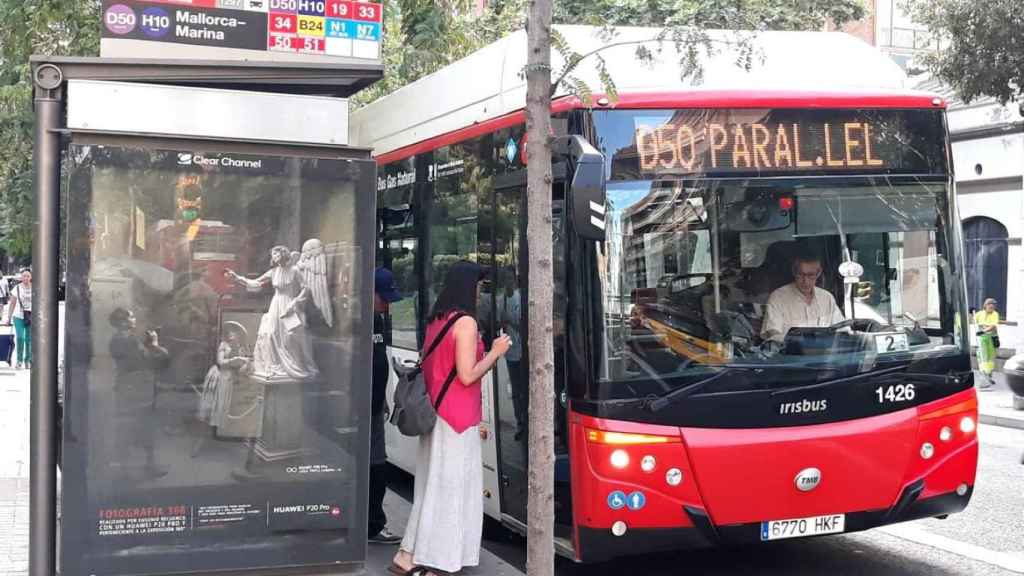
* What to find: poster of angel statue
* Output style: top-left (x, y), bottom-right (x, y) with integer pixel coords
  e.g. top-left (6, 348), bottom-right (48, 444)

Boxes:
top-left (225, 239), bottom-right (332, 381)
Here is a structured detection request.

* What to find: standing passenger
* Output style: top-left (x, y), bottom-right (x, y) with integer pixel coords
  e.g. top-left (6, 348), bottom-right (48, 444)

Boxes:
top-left (368, 267), bottom-right (404, 544)
top-left (390, 261), bottom-right (511, 576)
top-left (497, 269), bottom-right (526, 440)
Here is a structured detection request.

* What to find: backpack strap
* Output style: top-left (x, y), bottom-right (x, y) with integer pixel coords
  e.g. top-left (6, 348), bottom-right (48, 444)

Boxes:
top-left (420, 312), bottom-right (465, 363)
top-left (424, 312), bottom-right (468, 411)
top-left (433, 366), bottom-right (459, 411)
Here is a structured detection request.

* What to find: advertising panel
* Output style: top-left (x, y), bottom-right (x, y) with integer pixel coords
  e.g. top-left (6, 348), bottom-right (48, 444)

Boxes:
top-left (61, 143), bottom-right (375, 575)
top-left (100, 0), bottom-right (383, 64)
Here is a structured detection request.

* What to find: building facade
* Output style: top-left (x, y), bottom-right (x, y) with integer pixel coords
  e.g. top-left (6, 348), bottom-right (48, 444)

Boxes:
top-left (836, 2), bottom-right (1023, 351)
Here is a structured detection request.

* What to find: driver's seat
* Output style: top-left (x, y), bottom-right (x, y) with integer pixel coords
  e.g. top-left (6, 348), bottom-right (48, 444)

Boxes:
top-left (740, 241), bottom-right (802, 303)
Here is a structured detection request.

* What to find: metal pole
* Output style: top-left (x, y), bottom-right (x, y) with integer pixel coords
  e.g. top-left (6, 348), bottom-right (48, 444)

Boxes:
top-left (30, 76), bottom-right (62, 576)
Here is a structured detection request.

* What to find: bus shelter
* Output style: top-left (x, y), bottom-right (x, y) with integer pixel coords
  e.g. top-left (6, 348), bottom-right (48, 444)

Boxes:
top-left (29, 57), bottom-right (380, 576)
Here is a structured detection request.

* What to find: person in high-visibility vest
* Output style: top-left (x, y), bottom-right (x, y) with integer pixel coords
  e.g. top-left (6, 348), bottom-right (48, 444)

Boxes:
top-left (975, 298), bottom-right (1000, 388)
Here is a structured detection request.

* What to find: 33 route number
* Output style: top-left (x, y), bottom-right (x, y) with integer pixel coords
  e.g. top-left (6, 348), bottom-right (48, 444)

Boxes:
top-left (875, 383), bottom-right (915, 404)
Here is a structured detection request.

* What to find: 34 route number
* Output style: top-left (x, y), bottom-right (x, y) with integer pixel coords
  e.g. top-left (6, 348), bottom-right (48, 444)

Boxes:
top-left (875, 383), bottom-right (915, 404)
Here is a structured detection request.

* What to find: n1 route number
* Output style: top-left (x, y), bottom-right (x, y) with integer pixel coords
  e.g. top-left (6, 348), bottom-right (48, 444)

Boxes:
top-left (875, 383), bottom-right (915, 404)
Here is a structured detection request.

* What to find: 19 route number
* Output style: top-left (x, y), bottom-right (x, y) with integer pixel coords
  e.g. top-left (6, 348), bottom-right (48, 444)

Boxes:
top-left (875, 383), bottom-right (915, 404)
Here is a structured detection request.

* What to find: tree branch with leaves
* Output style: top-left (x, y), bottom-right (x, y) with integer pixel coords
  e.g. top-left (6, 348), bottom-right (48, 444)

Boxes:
top-left (907, 0), bottom-right (1024, 106)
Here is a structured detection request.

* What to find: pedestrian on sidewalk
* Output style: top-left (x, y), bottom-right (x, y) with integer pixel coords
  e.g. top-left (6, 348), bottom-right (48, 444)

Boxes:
top-left (390, 261), bottom-right (510, 576)
top-left (5, 268), bottom-right (32, 370)
top-left (368, 267), bottom-right (404, 545)
top-left (975, 298), bottom-right (1000, 389)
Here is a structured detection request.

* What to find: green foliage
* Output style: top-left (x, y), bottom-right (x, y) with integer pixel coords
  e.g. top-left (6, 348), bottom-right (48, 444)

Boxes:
top-left (554, 0), bottom-right (864, 32)
top-left (356, 0), bottom-right (866, 109)
top-left (353, 0), bottom-right (527, 106)
top-left (0, 0), bottom-right (101, 259)
top-left (906, 0), bottom-right (1024, 105)
top-left (548, 0), bottom-right (865, 103)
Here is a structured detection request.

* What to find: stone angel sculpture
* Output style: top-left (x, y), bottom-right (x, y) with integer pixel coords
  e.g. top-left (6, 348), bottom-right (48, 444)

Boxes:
top-left (224, 239), bottom-right (332, 381)
top-left (298, 238), bottom-right (333, 328)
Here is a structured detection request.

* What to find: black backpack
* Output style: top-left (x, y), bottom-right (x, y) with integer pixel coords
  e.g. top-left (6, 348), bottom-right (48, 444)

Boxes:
top-left (389, 313), bottom-right (464, 437)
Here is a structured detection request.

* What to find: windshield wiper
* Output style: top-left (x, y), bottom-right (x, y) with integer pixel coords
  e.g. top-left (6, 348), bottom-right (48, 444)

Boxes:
top-left (645, 369), bottom-right (736, 412)
top-left (644, 363), bottom-right (822, 413)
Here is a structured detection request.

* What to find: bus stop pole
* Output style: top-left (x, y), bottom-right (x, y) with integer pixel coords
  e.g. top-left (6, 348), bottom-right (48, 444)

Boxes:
top-left (30, 74), bottom-right (62, 576)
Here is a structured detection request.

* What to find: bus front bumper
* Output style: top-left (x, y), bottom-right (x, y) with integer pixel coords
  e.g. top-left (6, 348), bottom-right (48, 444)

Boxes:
top-left (576, 483), bottom-right (973, 563)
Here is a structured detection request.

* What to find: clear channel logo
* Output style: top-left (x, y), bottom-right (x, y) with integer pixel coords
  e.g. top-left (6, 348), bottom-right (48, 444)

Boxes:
top-left (177, 153), bottom-right (263, 169)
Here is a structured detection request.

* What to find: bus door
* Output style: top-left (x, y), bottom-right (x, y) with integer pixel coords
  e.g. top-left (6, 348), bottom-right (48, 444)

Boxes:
top-left (492, 168), bottom-right (573, 544)
top-left (492, 169), bottom-right (529, 525)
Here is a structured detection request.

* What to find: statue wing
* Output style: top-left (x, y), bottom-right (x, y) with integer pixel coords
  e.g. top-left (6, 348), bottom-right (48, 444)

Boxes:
top-left (303, 251), bottom-right (333, 328)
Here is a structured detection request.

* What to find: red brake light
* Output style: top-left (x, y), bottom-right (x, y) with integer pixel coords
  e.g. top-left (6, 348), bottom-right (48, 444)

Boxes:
top-left (778, 196), bottom-right (795, 211)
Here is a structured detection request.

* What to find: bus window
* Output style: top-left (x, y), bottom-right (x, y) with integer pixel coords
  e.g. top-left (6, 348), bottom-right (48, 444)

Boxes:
top-left (596, 176), bottom-right (963, 400)
top-left (378, 158), bottom-right (419, 350)
top-left (426, 144), bottom-right (484, 313)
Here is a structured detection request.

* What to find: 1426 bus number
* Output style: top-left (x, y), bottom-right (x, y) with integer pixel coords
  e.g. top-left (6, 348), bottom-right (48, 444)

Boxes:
top-left (875, 383), bottom-right (915, 404)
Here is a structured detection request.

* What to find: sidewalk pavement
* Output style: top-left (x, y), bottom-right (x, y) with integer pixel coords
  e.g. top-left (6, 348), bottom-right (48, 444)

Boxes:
top-left (0, 367), bottom-right (29, 576)
top-left (367, 491), bottom-right (523, 576)
top-left (977, 372), bottom-right (1024, 430)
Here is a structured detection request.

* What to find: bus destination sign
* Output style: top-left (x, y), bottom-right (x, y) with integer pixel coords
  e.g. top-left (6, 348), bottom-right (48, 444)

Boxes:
top-left (607, 109), bottom-right (948, 179)
top-left (100, 0), bottom-right (383, 63)
top-left (638, 120), bottom-right (885, 171)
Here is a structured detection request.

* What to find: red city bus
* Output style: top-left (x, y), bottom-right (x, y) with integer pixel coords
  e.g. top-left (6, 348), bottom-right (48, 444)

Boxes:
top-left (353, 27), bottom-right (978, 562)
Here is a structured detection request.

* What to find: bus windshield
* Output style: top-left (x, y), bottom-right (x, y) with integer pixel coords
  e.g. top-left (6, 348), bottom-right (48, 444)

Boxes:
top-left (595, 175), bottom-right (964, 398)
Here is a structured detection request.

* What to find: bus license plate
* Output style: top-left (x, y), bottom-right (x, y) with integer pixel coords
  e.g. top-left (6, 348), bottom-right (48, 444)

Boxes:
top-left (760, 514), bottom-right (845, 541)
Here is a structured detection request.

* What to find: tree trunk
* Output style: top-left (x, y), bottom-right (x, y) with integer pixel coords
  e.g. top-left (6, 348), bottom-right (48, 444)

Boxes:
top-left (525, 0), bottom-right (555, 575)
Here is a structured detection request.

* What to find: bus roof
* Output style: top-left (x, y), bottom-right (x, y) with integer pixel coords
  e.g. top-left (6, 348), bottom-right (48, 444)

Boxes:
top-left (351, 25), bottom-right (924, 157)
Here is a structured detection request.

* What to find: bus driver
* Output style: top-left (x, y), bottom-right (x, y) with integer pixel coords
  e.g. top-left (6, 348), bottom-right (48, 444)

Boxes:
top-left (761, 252), bottom-right (845, 343)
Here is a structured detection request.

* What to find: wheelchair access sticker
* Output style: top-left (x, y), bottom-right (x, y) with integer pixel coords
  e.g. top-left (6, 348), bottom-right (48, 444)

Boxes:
top-left (607, 491), bottom-right (626, 510)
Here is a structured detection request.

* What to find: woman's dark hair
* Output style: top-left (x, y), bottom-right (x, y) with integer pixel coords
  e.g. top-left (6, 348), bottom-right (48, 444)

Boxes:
top-left (429, 260), bottom-right (483, 322)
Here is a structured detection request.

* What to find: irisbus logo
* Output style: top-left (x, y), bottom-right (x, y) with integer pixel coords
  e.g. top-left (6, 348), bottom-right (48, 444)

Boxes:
top-left (779, 399), bottom-right (828, 415)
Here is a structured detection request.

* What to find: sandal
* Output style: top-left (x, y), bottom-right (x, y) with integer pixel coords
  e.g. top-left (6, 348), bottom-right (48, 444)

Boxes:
top-left (406, 568), bottom-right (447, 576)
top-left (387, 563), bottom-right (409, 576)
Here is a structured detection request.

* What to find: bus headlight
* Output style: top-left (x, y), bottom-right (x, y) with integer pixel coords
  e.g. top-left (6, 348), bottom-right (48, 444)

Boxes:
top-left (939, 426), bottom-right (953, 442)
top-left (610, 449), bottom-right (630, 469)
top-left (960, 416), bottom-right (976, 434)
top-left (666, 468), bottom-right (683, 486)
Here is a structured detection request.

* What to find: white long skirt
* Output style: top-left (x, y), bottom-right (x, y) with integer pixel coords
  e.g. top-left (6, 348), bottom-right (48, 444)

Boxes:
top-left (400, 417), bottom-right (482, 573)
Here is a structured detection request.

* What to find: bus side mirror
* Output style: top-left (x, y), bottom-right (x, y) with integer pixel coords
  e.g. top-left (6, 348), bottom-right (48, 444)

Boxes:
top-left (556, 135), bottom-right (606, 241)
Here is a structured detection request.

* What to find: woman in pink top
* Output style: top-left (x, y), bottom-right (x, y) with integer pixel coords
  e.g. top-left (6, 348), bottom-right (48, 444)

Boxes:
top-left (391, 261), bottom-right (510, 576)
